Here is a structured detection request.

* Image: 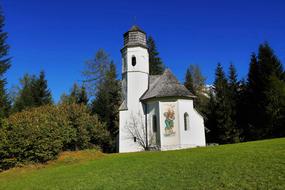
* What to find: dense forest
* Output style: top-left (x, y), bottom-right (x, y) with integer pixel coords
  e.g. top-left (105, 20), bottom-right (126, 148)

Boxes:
top-left (0, 8), bottom-right (284, 171)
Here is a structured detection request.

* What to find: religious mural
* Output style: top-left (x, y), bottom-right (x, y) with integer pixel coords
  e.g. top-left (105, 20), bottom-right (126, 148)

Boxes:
top-left (163, 104), bottom-right (176, 136)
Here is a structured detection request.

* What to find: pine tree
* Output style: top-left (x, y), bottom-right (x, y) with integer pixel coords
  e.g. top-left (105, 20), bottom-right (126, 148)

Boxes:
top-left (227, 64), bottom-right (240, 142)
top-left (184, 68), bottom-right (194, 95)
top-left (92, 62), bottom-right (120, 139)
top-left (147, 36), bottom-right (165, 75)
top-left (32, 71), bottom-right (52, 106)
top-left (60, 83), bottom-right (88, 105)
top-left (12, 74), bottom-right (36, 112)
top-left (245, 43), bottom-right (285, 140)
top-left (0, 8), bottom-right (11, 118)
top-left (78, 86), bottom-right (88, 105)
top-left (205, 91), bottom-right (217, 143)
top-left (85, 49), bottom-right (121, 152)
top-left (256, 43), bottom-right (285, 138)
top-left (242, 54), bottom-right (261, 140)
top-left (212, 63), bottom-right (234, 143)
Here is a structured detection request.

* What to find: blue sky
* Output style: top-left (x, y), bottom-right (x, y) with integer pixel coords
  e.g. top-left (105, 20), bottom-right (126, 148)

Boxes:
top-left (2, 0), bottom-right (285, 102)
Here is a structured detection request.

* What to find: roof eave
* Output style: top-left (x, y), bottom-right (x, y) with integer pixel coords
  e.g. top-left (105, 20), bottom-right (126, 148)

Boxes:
top-left (140, 95), bottom-right (196, 102)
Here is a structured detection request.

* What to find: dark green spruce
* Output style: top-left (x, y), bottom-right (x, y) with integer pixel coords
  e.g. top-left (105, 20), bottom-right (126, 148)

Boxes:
top-left (147, 36), bottom-right (165, 75)
top-left (0, 8), bottom-right (11, 119)
top-left (245, 43), bottom-right (285, 139)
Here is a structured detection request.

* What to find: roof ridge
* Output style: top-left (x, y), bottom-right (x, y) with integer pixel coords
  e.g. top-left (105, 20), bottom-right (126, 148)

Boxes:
top-left (140, 69), bottom-right (195, 101)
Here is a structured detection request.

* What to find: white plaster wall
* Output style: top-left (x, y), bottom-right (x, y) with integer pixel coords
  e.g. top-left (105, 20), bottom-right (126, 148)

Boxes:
top-left (146, 101), bottom-right (160, 147)
top-left (159, 100), bottom-right (180, 150)
top-left (119, 46), bottom-right (149, 153)
top-left (156, 99), bottom-right (206, 151)
top-left (119, 110), bottom-right (145, 153)
top-left (124, 47), bottom-right (149, 74)
top-left (178, 99), bottom-right (206, 148)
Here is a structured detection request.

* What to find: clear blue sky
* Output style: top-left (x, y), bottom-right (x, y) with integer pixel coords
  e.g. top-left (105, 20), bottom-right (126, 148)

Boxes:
top-left (2, 0), bottom-right (285, 102)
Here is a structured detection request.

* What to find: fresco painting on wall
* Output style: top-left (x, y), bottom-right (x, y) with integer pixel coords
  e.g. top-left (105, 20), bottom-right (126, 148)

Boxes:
top-left (163, 104), bottom-right (176, 136)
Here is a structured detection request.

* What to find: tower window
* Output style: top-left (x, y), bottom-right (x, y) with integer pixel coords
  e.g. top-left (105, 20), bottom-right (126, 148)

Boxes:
top-left (132, 56), bottom-right (136, 66)
top-left (134, 137), bottom-right (137, 142)
top-left (184, 113), bottom-right (189, 131)
top-left (152, 115), bottom-right (157, 133)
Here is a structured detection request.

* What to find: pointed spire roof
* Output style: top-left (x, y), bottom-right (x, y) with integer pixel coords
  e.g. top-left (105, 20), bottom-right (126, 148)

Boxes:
top-left (128, 25), bottom-right (146, 33)
top-left (140, 69), bottom-right (195, 101)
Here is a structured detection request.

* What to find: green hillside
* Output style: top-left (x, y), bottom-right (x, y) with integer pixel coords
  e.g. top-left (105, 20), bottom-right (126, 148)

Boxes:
top-left (0, 138), bottom-right (284, 190)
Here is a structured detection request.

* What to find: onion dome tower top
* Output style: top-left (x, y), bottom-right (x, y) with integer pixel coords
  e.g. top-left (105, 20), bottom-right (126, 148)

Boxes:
top-left (123, 25), bottom-right (147, 49)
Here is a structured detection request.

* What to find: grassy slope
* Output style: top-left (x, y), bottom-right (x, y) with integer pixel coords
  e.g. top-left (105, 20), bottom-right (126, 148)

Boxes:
top-left (0, 138), bottom-right (284, 190)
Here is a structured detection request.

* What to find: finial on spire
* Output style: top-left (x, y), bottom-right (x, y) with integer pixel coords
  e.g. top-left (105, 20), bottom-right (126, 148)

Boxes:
top-left (133, 16), bottom-right (137, 26)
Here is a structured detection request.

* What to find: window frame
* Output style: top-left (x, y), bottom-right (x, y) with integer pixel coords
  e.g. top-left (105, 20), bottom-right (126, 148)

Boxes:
top-left (131, 56), bottom-right (136, 66)
top-left (152, 115), bottom-right (157, 133)
top-left (184, 112), bottom-right (190, 131)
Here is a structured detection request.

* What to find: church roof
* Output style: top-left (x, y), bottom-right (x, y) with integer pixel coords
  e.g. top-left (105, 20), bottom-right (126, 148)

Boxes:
top-left (128, 25), bottom-right (146, 34)
top-left (119, 100), bottom-right (127, 111)
top-left (140, 69), bottom-right (195, 101)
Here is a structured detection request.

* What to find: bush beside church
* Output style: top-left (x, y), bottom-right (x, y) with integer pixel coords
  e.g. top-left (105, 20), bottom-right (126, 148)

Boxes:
top-left (0, 104), bottom-right (111, 171)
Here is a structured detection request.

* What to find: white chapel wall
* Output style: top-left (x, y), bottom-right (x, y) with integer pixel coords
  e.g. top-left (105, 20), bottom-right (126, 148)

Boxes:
top-left (159, 100), bottom-right (180, 150)
top-left (178, 99), bottom-right (206, 148)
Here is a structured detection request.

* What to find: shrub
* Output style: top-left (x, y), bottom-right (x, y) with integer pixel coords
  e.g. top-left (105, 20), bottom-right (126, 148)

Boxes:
top-left (0, 104), bottom-right (110, 171)
top-left (58, 103), bottom-right (111, 151)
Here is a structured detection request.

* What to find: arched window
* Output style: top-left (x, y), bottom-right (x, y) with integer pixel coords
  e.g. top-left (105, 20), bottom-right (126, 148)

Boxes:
top-left (152, 115), bottom-right (157, 133)
top-left (184, 113), bottom-right (189, 131)
top-left (132, 56), bottom-right (136, 66)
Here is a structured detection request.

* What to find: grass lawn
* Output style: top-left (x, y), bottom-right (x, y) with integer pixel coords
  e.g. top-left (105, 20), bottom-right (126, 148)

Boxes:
top-left (0, 138), bottom-right (284, 190)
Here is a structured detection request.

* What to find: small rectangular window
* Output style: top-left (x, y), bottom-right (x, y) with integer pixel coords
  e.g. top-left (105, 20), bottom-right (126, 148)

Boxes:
top-left (134, 137), bottom-right (137, 142)
top-left (153, 115), bottom-right (157, 133)
top-left (184, 113), bottom-right (190, 131)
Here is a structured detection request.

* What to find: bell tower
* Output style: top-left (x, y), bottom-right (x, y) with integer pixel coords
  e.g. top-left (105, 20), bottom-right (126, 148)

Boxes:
top-left (120, 25), bottom-right (149, 111)
top-left (119, 25), bottom-right (149, 153)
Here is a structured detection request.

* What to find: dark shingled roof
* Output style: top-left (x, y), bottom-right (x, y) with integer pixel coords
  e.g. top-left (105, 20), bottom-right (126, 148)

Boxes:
top-left (129, 25), bottom-right (146, 33)
top-left (140, 69), bottom-right (195, 101)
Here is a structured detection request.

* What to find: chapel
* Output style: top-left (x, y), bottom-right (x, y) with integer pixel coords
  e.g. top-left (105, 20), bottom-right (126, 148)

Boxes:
top-left (119, 26), bottom-right (206, 153)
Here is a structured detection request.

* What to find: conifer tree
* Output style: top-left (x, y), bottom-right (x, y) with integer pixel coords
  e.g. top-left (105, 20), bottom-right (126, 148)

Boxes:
top-left (12, 74), bottom-right (36, 112)
top-left (0, 8), bottom-right (11, 118)
top-left (60, 83), bottom-right (88, 105)
top-left (12, 72), bottom-right (52, 112)
top-left (32, 71), bottom-right (52, 106)
top-left (92, 62), bottom-right (120, 139)
top-left (85, 49), bottom-right (121, 152)
top-left (242, 54), bottom-right (261, 140)
top-left (184, 68), bottom-right (194, 95)
top-left (227, 64), bottom-right (240, 142)
top-left (147, 36), bottom-right (165, 75)
top-left (212, 63), bottom-right (235, 143)
top-left (78, 86), bottom-right (88, 105)
top-left (245, 43), bottom-right (285, 139)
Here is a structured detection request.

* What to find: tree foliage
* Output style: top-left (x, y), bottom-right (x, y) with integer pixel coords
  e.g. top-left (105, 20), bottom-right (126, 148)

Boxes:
top-left (12, 71), bottom-right (52, 112)
top-left (60, 83), bottom-right (88, 105)
top-left (184, 68), bottom-right (194, 94)
top-left (82, 49), bottom-right (110, 97)
top-left (0, 104), bottom-right (110, 171)
top-left (206, 63), bottom-right (238, 144)
top-left (0, 8), bottom-right (11, 119)
top-left (206, 43), bottom-right (285, 144)
top-left (243, 43), bottom-right (285, 140)
top-left (92, 62), bottom-right (121, 149)
top-left (184, 64), bottom-right (208, 113)
top-left (83, 49), bottom-right (121, 152)
top-left (32, 71), bottom-right (52, 106)
top-left (147, 36), bottom-right (165, 75)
